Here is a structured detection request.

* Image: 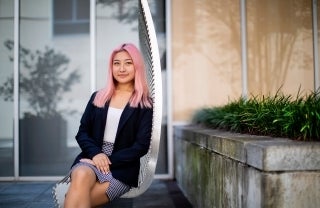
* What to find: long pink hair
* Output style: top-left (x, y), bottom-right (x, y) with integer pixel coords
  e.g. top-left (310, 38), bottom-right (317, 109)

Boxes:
top-left (93, 43), bottom-right (152, 108)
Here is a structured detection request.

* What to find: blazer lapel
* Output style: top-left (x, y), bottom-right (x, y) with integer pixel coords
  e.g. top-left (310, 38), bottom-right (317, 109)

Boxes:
top-left (117, 103), bottom-right (135, 134)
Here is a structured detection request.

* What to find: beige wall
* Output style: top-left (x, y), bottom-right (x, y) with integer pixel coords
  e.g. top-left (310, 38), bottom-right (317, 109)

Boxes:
top-left (172, 0), bottom-right (242, 121)
top-left (318, 1), bottom-right (320, 88)
top-left (247, 0), bottom-right (314, 96)
top-left (171, 0), bottom-right (316, 122)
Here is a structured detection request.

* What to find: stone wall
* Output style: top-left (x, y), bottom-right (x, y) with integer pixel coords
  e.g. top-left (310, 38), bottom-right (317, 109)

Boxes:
top-left (174, 125), bottom-right (320, 208)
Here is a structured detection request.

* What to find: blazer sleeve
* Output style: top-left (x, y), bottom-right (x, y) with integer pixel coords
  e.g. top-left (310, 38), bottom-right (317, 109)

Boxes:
top-left (75, 92), bottom-right (103, 159)
top-left (109, 107), bottom-right (153, 168)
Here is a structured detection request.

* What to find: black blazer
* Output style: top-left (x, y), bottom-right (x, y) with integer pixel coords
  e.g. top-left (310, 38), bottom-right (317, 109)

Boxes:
top-left (72, 92), bottom-right (153, 187)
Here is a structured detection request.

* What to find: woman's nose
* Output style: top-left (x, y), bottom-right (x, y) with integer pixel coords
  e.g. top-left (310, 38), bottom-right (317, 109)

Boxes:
top-left (119, 64), bottom-right (126, 72)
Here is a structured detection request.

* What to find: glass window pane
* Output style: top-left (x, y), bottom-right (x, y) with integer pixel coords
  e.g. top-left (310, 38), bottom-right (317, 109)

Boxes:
top-left (19, 0), bottom-right (90, 176)
top-left (53, 0), bottom-right (89, 35)
top-left (77, 0), bottom-right (90, 19)
top-left (0, 0), bottom-right (14, 177)
top-left (54, 0), bottom-right (72, 20)
top-left (54, 22), bottom-right (89, 35)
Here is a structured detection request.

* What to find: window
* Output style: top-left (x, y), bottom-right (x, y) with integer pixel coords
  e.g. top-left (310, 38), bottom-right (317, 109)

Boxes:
top-left (53, 0), bottom-right (90, 35)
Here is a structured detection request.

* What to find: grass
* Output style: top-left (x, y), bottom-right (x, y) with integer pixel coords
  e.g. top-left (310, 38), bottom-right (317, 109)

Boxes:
top-left (192, 90), bottom-right (320, 141)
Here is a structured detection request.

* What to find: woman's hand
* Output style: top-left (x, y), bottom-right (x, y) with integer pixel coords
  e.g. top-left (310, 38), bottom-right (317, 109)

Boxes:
top-left (92, 153), bottom-right (112, 174)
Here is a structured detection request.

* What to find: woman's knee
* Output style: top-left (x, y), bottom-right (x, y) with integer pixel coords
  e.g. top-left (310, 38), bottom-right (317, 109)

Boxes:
top-left (71, 166), bottom-right (95, 183)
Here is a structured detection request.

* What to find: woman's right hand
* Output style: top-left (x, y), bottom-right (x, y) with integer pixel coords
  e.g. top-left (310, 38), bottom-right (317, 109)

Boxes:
top-left (92, 153), bottom-right (112, 174)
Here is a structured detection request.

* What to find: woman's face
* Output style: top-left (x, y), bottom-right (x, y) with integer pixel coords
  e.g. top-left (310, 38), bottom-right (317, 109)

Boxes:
top-left (112, 51), bottom-right (135, 87)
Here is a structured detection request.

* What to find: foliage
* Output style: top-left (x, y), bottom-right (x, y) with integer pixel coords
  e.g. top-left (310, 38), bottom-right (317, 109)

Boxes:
top-left (192, 90), bottom-right (320, 141)
top-left (0, 40), bottom-right (81, 118)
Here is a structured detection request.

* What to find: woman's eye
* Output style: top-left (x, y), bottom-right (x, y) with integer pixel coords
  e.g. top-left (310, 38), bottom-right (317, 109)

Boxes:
top-left (125, 61), bottom-right (133, 65)
top-left (113, 62), bottom-right (120, 66)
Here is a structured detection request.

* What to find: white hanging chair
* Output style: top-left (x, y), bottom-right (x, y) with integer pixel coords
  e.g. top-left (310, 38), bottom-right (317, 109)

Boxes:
top-left (52, 0), bottom-right (163, 206)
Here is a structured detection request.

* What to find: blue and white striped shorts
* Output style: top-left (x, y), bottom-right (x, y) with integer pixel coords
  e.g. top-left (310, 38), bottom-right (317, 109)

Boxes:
top-left (71, 142), bottom-right (131, 201)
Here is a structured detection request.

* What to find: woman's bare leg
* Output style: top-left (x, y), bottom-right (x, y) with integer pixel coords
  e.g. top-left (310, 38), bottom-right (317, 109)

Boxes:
top-left (90, 182), bottom-right (110, 207)
top-left (64, 166), bottom-right (96, 208)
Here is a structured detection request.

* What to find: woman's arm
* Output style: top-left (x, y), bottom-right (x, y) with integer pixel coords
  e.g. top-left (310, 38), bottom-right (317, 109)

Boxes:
top-left (75, 92), bottom-right (103, 159)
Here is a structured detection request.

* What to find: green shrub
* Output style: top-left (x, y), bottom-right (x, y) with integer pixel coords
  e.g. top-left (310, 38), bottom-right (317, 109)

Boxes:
top-left (192, 90), bottom-right (320, 141)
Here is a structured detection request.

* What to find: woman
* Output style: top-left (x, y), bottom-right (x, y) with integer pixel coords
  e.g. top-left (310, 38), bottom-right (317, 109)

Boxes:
top-left (64, 43), bottom-right (153, 208)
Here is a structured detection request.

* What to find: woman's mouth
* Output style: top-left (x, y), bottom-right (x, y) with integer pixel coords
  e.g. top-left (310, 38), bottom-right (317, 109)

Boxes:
top-left (118, 74), bottom-right (128, 78)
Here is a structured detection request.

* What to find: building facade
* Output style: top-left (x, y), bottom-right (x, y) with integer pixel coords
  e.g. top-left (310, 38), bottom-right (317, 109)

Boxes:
top-left (0, 0), bottom-right (319, 180)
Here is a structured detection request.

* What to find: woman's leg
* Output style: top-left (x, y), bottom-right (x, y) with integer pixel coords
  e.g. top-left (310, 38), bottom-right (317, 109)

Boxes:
top-left (90, 182), bottom-right (110, 207)
top-left (64, 166), bottom-right (96, 208)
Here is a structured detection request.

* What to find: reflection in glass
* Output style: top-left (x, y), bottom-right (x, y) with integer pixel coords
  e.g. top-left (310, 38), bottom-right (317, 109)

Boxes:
top-left (0, 0), bottom-right (14, 177)
top-left (19, 0), bottom-right (90, 176)
top-left (53, 0), bottom-right (90, 35)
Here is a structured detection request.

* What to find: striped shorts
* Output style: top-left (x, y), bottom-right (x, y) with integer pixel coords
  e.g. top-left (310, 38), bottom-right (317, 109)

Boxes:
top-left (71, 142), bottom-right (131, 201)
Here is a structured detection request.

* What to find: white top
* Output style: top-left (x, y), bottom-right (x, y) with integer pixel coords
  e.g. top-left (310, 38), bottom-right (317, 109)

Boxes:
top-left (103, 107), bottom-right (124, 143)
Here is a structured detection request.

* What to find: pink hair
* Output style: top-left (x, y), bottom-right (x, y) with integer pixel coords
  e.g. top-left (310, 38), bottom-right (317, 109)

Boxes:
top-left (93, 43), bottom-right (152, 108)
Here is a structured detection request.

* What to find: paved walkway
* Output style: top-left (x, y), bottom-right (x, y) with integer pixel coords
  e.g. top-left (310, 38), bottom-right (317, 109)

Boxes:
top-left (0, 179), bottom-right (192, 208)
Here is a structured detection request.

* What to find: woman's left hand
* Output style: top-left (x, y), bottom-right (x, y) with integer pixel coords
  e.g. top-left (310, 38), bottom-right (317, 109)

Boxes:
top-left (92, 153), bottom-right (112, 174)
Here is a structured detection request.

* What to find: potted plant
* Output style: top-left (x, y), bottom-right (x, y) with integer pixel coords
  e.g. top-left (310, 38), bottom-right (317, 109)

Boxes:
top-left (0, 40), bottom-right (81, 164)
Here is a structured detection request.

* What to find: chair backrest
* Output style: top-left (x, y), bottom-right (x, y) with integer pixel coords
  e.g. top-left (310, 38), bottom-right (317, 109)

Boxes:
top-left (121, 0), bottom-right (163, 198)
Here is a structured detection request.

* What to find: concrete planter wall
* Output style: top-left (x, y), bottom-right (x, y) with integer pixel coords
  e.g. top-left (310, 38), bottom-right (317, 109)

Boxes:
top-left (174, 125), bottom-right (320, 208)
